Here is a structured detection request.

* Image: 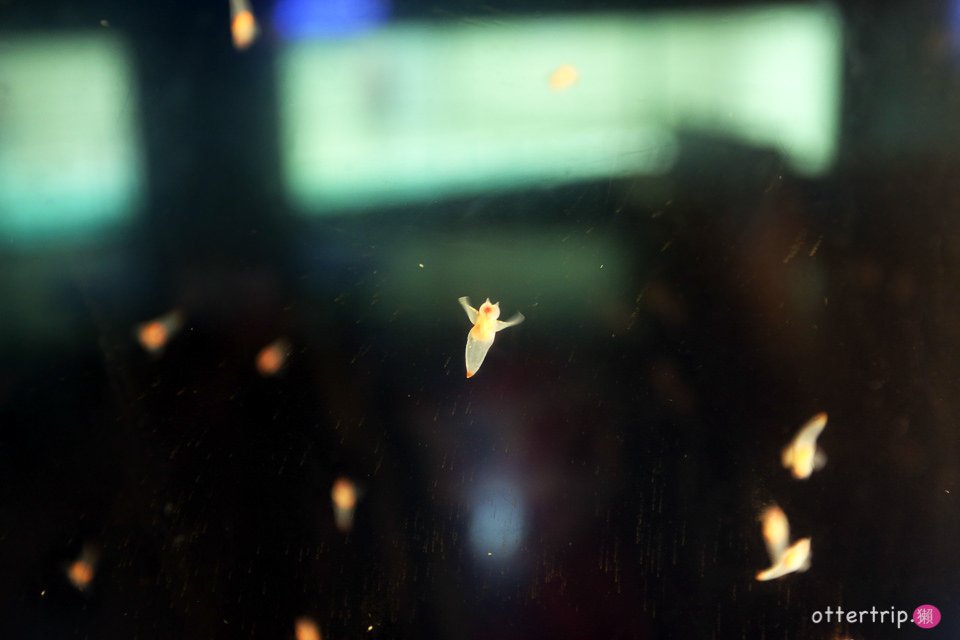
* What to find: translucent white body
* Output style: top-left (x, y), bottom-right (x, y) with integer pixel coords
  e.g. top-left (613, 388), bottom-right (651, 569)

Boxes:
top-left (756, 538), bottom-right (812, 581)
top-left (459, 297), bottom-right (524, 378)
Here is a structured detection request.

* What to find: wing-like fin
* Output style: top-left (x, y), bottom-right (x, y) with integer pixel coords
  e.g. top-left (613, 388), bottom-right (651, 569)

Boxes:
top-left (458, 297), bottom-right (478, 324)
top-left (755, 538), bottom-right (812, 581)
top-left (495, 312), bottom-right (525, 332)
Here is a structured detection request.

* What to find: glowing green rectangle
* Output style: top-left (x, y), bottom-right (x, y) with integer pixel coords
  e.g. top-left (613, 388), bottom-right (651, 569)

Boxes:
top-left (278, 18), bottom-right (679, 213)
top-left (0, 35), bottom-right (143, 242)
top-left (279, 6), bottom-right (840, 214)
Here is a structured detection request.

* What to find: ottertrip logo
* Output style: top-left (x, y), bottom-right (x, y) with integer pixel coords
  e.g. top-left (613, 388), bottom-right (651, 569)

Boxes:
top-left (810, 604), bottom-right (941, 630)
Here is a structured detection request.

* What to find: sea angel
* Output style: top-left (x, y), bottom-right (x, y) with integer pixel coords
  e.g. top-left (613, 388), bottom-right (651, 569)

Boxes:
top-left (458, 297), bottom-right (524, 378)
top-left (782, 412), bottom-right (828, 479)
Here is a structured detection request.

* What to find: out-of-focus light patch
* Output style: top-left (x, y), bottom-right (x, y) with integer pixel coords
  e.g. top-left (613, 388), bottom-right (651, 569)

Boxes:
top-left (278, 19), bottom-right (678, 213)
top-left (469, 477), bottom-right (526, 558)
top-left (273, 0), bottom-right (389, 40)
top-left (951, 0), bottom-right (960, 54)
top-left (663, 6), bottom-right (841, 176)
top-left (279, 5), bottom-right (839, 214)
top-left (0, 35), bottom-right (143, 243)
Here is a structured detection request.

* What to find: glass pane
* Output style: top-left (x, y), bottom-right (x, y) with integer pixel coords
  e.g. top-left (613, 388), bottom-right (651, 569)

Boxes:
top-left (0, 1), bottom-right (955, 638)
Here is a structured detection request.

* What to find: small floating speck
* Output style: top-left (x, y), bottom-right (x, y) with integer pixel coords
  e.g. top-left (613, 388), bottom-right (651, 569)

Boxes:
top-left (331, 477), bottom-right (359, 533)
top-left (136, 309), bottom-right (183, 355)
top-left (256, 338), bottom-right (292, 377)
top-left (295, 617), bottom-right (322, 640)
top-left (549, 64), bottom-right (579, 91)
top-left (66, 544), bottom-right (98, 592)
top-left (229, 0), bottom-right (259, 50)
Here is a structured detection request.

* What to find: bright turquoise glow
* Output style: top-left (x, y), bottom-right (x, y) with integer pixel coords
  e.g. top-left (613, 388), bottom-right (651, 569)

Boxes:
top-left (0, 35), bottom-right (143, 243)
top-left (278, 6), bottom-right (841, 214)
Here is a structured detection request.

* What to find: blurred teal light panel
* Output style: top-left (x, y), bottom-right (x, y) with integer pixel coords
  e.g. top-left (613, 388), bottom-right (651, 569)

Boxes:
top-left (658, 5), bottom-right (841, 175)
top-left (0, 35), bottom-right (143, 242)
top-left (279, 5), bottom-right (840, 214)
top-left (278, 19), bottom-right (679, 212)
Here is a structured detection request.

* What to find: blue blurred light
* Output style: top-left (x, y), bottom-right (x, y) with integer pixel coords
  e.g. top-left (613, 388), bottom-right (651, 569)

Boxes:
top-left (273, 0), bottom-right (389, 40)
top-left (951, 0), bottom-right (960, 54)
top-left (469, 478), bottom-right (526, 558)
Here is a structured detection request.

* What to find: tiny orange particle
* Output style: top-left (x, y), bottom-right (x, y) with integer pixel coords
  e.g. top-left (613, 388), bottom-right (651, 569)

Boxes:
top-left (549, 64), bottom-right (579, 91)
top-left (231, 9), bottom-right (258, 50)
top-left (66, 545), bottom-right (98, 592)
top-left (136, 310), bottom-right (183, 355)
top-left (256, 338), bottom-right (291, 377)
top-left (67, 561), bottom-right (94, 590)
top-left (331, 477), bottom-right (357, 511)
top-left (331, 477), bottom-right (358, 533)
top-left (138, 322), bottom-right (167, 352)
top-left (294, 616), bottom-right (323, 640)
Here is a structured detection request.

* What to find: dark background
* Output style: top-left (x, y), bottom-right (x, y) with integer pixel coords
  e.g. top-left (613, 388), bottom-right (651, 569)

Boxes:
top-left (1, 0), bottom-right (959, 638)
